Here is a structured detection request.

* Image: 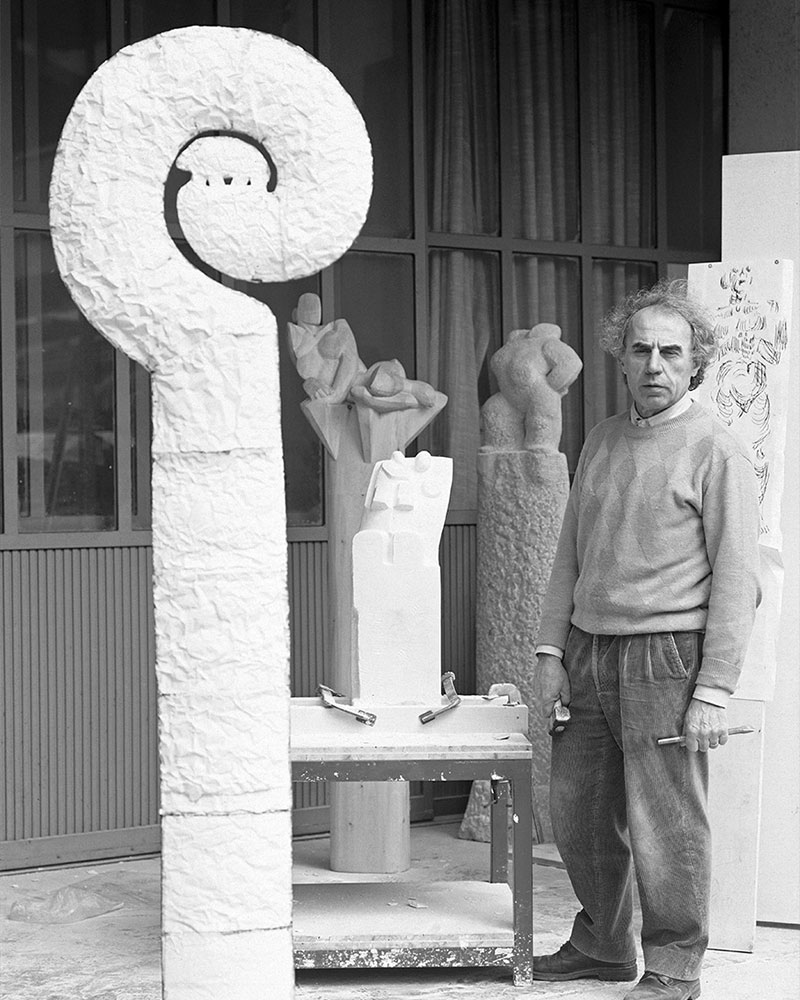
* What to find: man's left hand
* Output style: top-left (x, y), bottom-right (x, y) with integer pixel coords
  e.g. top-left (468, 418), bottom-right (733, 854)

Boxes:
top-left (682, 699), bottom-right (728, 752)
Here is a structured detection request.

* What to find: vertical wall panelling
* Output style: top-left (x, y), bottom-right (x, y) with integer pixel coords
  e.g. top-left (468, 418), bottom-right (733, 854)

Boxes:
top-left (0, 546), bottom-right (158, 869)
top-left (289, 539), bottom-right (330, 828)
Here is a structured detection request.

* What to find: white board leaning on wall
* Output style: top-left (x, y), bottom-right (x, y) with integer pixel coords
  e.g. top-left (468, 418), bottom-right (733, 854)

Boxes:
top-left (688, 258), bottom-right (793, 700)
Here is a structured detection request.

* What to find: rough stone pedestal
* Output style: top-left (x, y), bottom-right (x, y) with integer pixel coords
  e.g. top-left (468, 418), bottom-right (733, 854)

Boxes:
top-left (467, 449), bottom-right (570, 842)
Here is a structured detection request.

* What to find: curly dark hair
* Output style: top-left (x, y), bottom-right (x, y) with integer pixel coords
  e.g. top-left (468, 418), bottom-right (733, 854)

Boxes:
top-left (598, 278), bottom-right (718, 390)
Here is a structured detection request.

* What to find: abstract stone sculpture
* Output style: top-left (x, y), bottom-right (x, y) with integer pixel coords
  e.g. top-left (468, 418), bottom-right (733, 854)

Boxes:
top-left (49, 27), bottom-right (371, 999)
top-left (467, 324), bottom-right (582, 843)
top-left (353, 451), bottom-right (453, 707)
top-left (481, 323), bottom-right (583, 455)
top-left (288, 292), bottom-right (444, 461)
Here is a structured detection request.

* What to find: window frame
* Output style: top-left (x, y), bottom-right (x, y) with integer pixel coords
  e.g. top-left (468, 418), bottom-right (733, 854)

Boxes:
top-left (0, 0), bottom-right (727, 547)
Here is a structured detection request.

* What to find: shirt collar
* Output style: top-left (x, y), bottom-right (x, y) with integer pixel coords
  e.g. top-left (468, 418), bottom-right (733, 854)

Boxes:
top-left (630, 393), bottom-right (693, 428)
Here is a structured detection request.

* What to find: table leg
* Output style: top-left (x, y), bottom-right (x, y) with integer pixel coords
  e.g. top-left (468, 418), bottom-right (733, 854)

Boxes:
top-left (510, 765), bottom-right (533, 986)
top-left (489, 780), bottom-right (509, 884)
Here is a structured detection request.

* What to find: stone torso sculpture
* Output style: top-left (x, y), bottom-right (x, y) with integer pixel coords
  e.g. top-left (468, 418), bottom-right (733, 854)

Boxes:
top-left (481, 323), bottom-right (582, 455)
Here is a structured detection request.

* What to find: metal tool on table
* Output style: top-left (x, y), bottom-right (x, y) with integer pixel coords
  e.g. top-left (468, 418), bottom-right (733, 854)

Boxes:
top-left (482, 682), bottom-right (522, 705)
top-left (419, 671), bottom-right (461, 724)
top-left (657, 724), bottom-right (754, 746)
top-left (548, 697), bottom-right (571, 736)
top-left (317, 684), bottom-right (377, 726)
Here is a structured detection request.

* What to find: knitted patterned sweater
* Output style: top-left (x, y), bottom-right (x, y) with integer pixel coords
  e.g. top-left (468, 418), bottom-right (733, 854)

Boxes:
top-left (538, 402), bottom-right (762, 694)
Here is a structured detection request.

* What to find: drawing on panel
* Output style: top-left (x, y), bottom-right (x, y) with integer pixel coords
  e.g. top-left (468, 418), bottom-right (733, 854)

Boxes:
top-left (712, 265), bottom-right (788, 509)
top-left (689, 259), bottom-right (792, 545)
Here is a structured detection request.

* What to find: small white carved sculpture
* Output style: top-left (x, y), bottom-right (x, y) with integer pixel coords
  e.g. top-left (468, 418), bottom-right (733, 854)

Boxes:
top-left (353, 451), bottom-right (453, 705)
top-left (49, 26), bottom-right (372, 1000)
top-left (287, 292), bottom-right (445, 460)
top-left (288, 291), bottom-right (438, 410)
top-left (288, 292), bottom-right (366, 404)
top-left (480, 323), bottom-right (583, 455)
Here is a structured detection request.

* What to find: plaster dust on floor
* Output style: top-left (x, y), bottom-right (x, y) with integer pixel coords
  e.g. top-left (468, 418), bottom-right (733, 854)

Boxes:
top-left (1, 822), bottom-right (798, 1000)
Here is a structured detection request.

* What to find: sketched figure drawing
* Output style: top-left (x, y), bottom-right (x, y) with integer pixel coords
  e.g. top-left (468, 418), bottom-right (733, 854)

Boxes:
top-left (712, 265), bottom-right (788, 522)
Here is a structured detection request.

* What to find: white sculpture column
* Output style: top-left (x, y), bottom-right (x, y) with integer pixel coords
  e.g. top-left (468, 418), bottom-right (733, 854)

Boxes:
top-left (49, 28), bottom-right (372, 999)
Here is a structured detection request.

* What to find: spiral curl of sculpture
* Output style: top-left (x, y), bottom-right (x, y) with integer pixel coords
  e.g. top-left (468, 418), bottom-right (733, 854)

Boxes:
top-left (49, 26), bottom-right (372, 373)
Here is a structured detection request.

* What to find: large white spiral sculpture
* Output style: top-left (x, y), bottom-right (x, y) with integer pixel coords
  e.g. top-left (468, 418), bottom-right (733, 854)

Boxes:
top-left (50, 27), bottom-right (372, 999)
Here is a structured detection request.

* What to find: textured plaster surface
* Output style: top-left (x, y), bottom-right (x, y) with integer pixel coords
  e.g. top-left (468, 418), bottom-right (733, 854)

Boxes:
top-left (49, 25), bottom-right (372, 999)
top-left (49, 30), bottom-right (371, 374)
top-left (353, 452), bottom-right (453, 707)
top-left (163, 927), bottom-right (295, 999)
top-left (161, 812), bottom-right (292, 932)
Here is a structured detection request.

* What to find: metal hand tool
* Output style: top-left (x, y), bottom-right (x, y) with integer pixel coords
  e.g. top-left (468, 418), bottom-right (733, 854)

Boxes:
top-left (318, 684), bottom-right (377, 726)
top-left (657, 724), bottom-right (754, 746)
top-left (548, 698), bottom-right (571, 736)
top-left (419, 671), bottom-right (461, 724)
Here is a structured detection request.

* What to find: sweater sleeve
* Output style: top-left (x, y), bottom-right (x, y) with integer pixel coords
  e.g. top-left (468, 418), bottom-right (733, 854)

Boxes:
top-left (697, 451), bottom-right (762, 693)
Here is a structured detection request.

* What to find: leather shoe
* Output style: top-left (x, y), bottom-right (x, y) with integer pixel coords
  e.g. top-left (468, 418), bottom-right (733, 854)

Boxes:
top-left (624, 971), bottom-right (701, 999)
top-left (532, 940), bottom-right (638, 981)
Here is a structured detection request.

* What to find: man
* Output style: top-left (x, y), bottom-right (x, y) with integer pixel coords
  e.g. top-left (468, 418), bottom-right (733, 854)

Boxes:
top-left (533, 280), bottom-right (761, 1000)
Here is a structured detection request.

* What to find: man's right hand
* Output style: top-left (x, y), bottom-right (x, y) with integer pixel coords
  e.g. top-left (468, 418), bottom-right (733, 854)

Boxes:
top-left (534, 653), bottom-right (571, 719)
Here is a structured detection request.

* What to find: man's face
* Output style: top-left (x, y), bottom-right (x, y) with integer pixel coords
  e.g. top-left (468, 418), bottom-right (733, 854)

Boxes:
top-left (620, 306), bottom-right (699, 418)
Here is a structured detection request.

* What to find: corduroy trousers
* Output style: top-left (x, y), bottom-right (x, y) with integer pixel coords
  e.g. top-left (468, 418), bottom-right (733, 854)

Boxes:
top-left (550, 625), bottom-right (710, 980)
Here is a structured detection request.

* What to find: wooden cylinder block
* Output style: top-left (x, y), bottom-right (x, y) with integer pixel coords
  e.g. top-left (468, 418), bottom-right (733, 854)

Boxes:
top-left (329, 782), bottom-right (411, 873)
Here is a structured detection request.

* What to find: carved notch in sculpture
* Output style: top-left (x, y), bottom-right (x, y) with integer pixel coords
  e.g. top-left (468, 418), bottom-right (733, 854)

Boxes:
top-left (49, 27), bottom-right (372, 1000)
top-left (352, 451), bottom-right (453, 706)
top-left (287, 292), bottom-right (447, 461)
top-left (481, 323), bottom-right (583, 455)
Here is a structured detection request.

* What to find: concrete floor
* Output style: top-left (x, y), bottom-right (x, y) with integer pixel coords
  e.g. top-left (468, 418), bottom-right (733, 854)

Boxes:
top-left (1, 822), bottom-right (798, 999)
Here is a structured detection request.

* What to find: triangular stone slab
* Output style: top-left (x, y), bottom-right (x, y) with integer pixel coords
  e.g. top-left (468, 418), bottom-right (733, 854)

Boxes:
top-left (355, 391), bottom-right (448, 464)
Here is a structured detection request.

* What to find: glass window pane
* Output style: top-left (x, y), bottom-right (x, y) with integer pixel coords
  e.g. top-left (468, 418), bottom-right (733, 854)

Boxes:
top-left (586, 259), bottom-right (657, 429)
top-left (513, 255), bottom-right (582, 470)
top-left (130, 360), bottom-right (152, 530)
top-left (426, 0), bottom-right (499, 236)
top-left (229, 0), bottom-right (315, 49)
top-left (334, 252), bottom-right (416, 376)
top-left (328, 0), bottom-right (413, 238)
top-left (428, 249), bottom-right (500, 509)
top-left (12, 0), bottom-right (108, 206)
top-left (510, 0), bottom-right (580, 241)
top-left (234, 275), bottom-right (324, 528)
top-left (664, 7), bottom-right (724, 252)
top-left (582, 1), bottom-right (656, 247)
top-left (126, 0), bottom-right (216, 42)
top-left (16, 232), bottom-right (116, 531)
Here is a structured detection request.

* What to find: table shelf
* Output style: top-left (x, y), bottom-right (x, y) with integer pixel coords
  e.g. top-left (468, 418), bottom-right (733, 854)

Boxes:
top-left (291, 737), bottom-right (534, 986)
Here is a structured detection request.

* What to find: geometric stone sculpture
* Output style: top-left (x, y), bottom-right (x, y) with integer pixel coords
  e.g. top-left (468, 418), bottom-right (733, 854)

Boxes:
top-left (49, 27), bottom-right (372, 999)
top-left (353, 451), bottom-right (453, 707)
top-left (468, 324), bottom-right (582, 843)
top-left (329, 451), bottom-right (452, 875)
